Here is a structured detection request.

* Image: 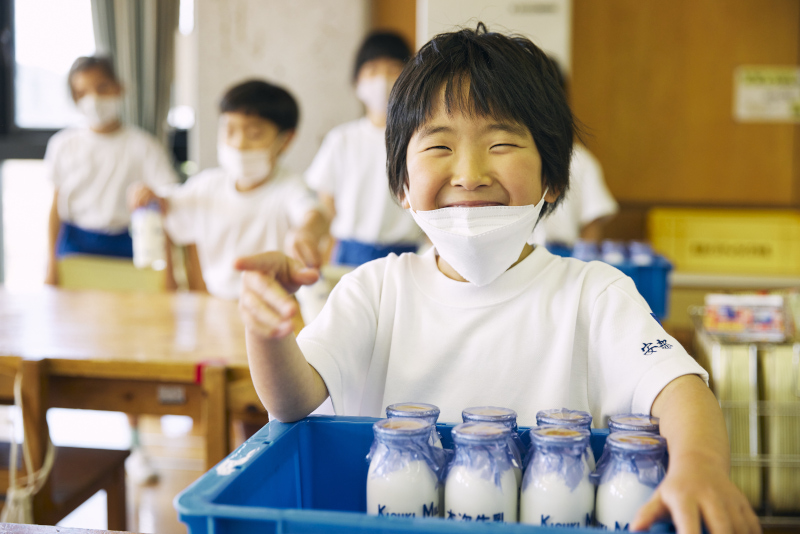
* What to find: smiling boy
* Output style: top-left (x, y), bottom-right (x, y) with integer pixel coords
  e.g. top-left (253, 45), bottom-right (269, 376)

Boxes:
top-left (236, 27), bottom-right (759, 533)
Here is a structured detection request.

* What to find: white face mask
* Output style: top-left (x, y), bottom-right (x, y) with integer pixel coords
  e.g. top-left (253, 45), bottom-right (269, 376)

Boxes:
top-left (217, 143), bottom-right (273, 189)
top-left (77, 95), bottom-right (121, 128)
top-left (356, 76), bottom-right (392, 116)
top-left (406, 187), bottom-right (549, 286)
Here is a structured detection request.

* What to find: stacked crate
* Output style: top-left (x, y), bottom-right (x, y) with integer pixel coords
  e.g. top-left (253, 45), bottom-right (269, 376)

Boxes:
top-left (695, 329), bottom-right (800, 516)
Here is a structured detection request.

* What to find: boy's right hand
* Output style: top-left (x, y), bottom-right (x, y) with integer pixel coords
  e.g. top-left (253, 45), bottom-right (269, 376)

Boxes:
top-left (127, 183), bottom-right (166, 213)
top-left (235, 252), bottom-right (320, 339)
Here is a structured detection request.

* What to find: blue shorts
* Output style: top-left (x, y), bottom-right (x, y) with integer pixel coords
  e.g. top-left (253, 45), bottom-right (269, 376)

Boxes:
top-left (332, 239), bottom-right (418, 267)
top-left (56, 222), bottom-right (133, 259)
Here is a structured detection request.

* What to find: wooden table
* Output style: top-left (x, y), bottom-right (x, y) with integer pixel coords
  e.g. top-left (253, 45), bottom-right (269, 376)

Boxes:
top-left (0, 288), bottom-right (268, 470)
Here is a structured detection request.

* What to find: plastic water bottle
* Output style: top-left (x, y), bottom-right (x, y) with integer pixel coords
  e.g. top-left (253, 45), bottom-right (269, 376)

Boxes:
top-left (131, 203), bottom-right (167, 271)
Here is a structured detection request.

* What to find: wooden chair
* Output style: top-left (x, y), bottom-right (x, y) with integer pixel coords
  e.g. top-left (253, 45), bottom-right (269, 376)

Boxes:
top-left (0, 359), bottom-right (129, 529)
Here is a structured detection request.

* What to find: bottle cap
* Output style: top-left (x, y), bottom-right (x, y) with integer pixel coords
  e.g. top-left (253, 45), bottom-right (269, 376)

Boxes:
top-left (536, 408), bottom-right (592, 429)
top-left (451, 422), bottom-right (510, 444)
top-left (386, 402), bottom-right (440, 420)
top-left (462, 406), bottom-right (517, 428)
top-left (607, 431), bottom-right (666, 453)
top-left (531, 426), bottom-right (590, 446)
top-left (373, 418), bottom-right (432, 440)
top-left (608, 413), bottom-right (660, 433)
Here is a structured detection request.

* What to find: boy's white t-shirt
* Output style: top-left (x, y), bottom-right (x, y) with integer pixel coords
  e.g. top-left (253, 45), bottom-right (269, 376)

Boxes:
top-left (298, 247), bottom-right (708, 426)
top-left (305, 117), bottom-right (422, 245)
top-left (164, 166), bottom-right (319, 300)
top-left (531, 144), bottom-right (618, 246)
top-left (44, 125), bottom-right (178, 233)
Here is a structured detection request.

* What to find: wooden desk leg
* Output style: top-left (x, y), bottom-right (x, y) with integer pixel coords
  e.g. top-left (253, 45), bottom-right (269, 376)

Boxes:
top-left (202, 365), bottom-right (229, 471)
top-left (105, 461), bottom-right (127, 530)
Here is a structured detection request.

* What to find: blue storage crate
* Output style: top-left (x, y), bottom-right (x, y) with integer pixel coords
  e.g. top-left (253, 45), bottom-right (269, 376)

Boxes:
top-left (175, 416), bottom-right (675, 533)
top-left (545, 245), bottom-right (673, 320)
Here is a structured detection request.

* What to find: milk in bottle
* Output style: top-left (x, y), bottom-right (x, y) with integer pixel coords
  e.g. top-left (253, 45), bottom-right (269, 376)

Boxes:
top-left (536, 408), bottom-right (596, 470)
top-left (520, 427), bottom-right (595, 527)
top-left (386, 402), bottom-right (443, 448)
top-left (462, 406), bottom-right (524, 485)
top-left (595, 432), bottom-right (668, 531)
top-left (445, 422), bottom-right (518, 523)
top-left (367, 418), bottom-right (444, 518)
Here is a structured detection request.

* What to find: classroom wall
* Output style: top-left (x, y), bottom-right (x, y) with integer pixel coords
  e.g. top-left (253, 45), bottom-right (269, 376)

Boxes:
top-left (189, 0), bottom-right (369, 174)
top-left (571, 0), bottom-right (800, 240)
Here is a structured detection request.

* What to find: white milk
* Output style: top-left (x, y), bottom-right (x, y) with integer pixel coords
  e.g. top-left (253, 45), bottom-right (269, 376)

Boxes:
top-left (535, 408), bottom-right (596, 470)
top-left (520, 471), bottom-right (595, 527)
top-left (131, 206), bottom-right (166, 270)
top-left (367, 459), bottom-right (440, 518)
top-left (445, 422), bottom-right (519, 523)
top-left (595, 432), bottom-right (667, 530)
top-left (520, 426), bottom-right (594, 527)
top-left (445, 465), bottom-right (518, 522)
top-left (462, 406), bottom-right (524, 486)
top-left (366, 418), bottom-right (442, 518)
top-left (595, 470), bottom-right (654, 530)
top-left (386, 402), bottom-right (443, 449)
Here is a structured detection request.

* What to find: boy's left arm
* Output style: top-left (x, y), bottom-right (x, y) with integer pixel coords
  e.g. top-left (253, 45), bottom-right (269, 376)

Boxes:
top-left (287, 209), bottom-right (330, 269)
top-left (633, 374), bottom-right (761, 534)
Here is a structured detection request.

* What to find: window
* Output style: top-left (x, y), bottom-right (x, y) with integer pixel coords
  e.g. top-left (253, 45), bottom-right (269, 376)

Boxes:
top-left (0, 0), bottom-right (95, 159)
top-left (13, 0), bottom-right (95, 129)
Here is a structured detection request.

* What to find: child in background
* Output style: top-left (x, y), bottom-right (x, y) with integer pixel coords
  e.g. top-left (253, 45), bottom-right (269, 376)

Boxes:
top-left (44, 56), bottom-right (178, 286)
top-left (129, 80), bottom-right (328, 300)
top-left (305, 32), bottom-right (422, 267)
top-left (237, 26), bottom-right (759, 533)
top-left (45, 55), bottom-right (179, 485)
top-left (530, 60), bottom-right (618, 247)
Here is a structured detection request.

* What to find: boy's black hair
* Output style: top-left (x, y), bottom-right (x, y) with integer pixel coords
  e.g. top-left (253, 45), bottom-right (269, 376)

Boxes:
top-left (386, 23), bottom-right (576, 216)
top-left (67, 56), bottom-right (119, 99)
top-left (219, 80), bottom-right (299, 132)
top-left (353, 31), bottom-right (412, 81)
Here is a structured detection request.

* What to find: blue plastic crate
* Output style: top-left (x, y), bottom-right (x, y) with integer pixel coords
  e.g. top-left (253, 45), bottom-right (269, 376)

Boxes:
top-left (175, 416), bottom-right (675, 533)
top-left (545, 246), bottom-right (673, 320)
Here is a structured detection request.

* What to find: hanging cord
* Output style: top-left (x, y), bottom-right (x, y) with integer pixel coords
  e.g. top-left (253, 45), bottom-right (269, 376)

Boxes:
top-left (0, 370), bottom-right (56, 523)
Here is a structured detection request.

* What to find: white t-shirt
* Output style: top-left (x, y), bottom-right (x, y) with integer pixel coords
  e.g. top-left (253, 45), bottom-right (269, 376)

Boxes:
top-left (298, 247), bottom-right (707, 426)
top-left (44, 126), bottom-right (178, 233)
top-left (164, 166), bottom-right (319, 300)
top-left (532, 144), bottom-right (618, 246)
top-left (305, 117), bottom-right (422, 245)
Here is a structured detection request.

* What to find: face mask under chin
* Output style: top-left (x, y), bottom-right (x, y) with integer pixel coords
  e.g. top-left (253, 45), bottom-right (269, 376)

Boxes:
top-left (405, 187), bottom-right (549, 286)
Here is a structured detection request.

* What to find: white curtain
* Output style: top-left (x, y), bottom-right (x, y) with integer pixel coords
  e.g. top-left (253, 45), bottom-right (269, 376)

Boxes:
top-left (91, 0), bottom-right (180, 144)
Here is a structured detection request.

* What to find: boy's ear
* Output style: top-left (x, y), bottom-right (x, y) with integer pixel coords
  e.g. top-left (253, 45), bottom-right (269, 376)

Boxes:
top-left (277, 130), bottom-right (296, 155)
top-left (544, 185), bottom-right (561, 204)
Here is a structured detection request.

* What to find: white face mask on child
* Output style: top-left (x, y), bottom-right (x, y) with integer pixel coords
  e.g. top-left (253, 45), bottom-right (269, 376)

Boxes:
top-left (406, 186), bottom-right (548, 287)
top-left (356, 76), bottom-right (392, 116)
top-left (217, 143), bottom-right (273, 189)
top-left (77, 95), bottom-right (121, 128)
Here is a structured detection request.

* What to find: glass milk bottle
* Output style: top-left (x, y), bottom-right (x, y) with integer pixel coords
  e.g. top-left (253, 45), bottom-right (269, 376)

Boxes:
top-left (367, 419), bottom-right (444, 518)
top-left (386, 402), bottom-right (443, 448)
top-left (520, 427), bottom-right (595, 527)
top-left (462, 406), bottom-right (524, 486)
top-left (445, 422), bottom-right (518, 523)
top-left (608, 413), bottom-right (660, 434)
top-left (536, 408), bottom-right (596, 469)
top-left (131, 203), bottom-right (167, 270)
top-left (595, 432), bottom-right (668, 531)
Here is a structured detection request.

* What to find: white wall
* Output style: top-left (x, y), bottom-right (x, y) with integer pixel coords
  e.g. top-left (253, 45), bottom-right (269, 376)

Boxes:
top-left (188, 0), bottom-right (369, 174)
top-left (417, 0), bottom-right (572, 73)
